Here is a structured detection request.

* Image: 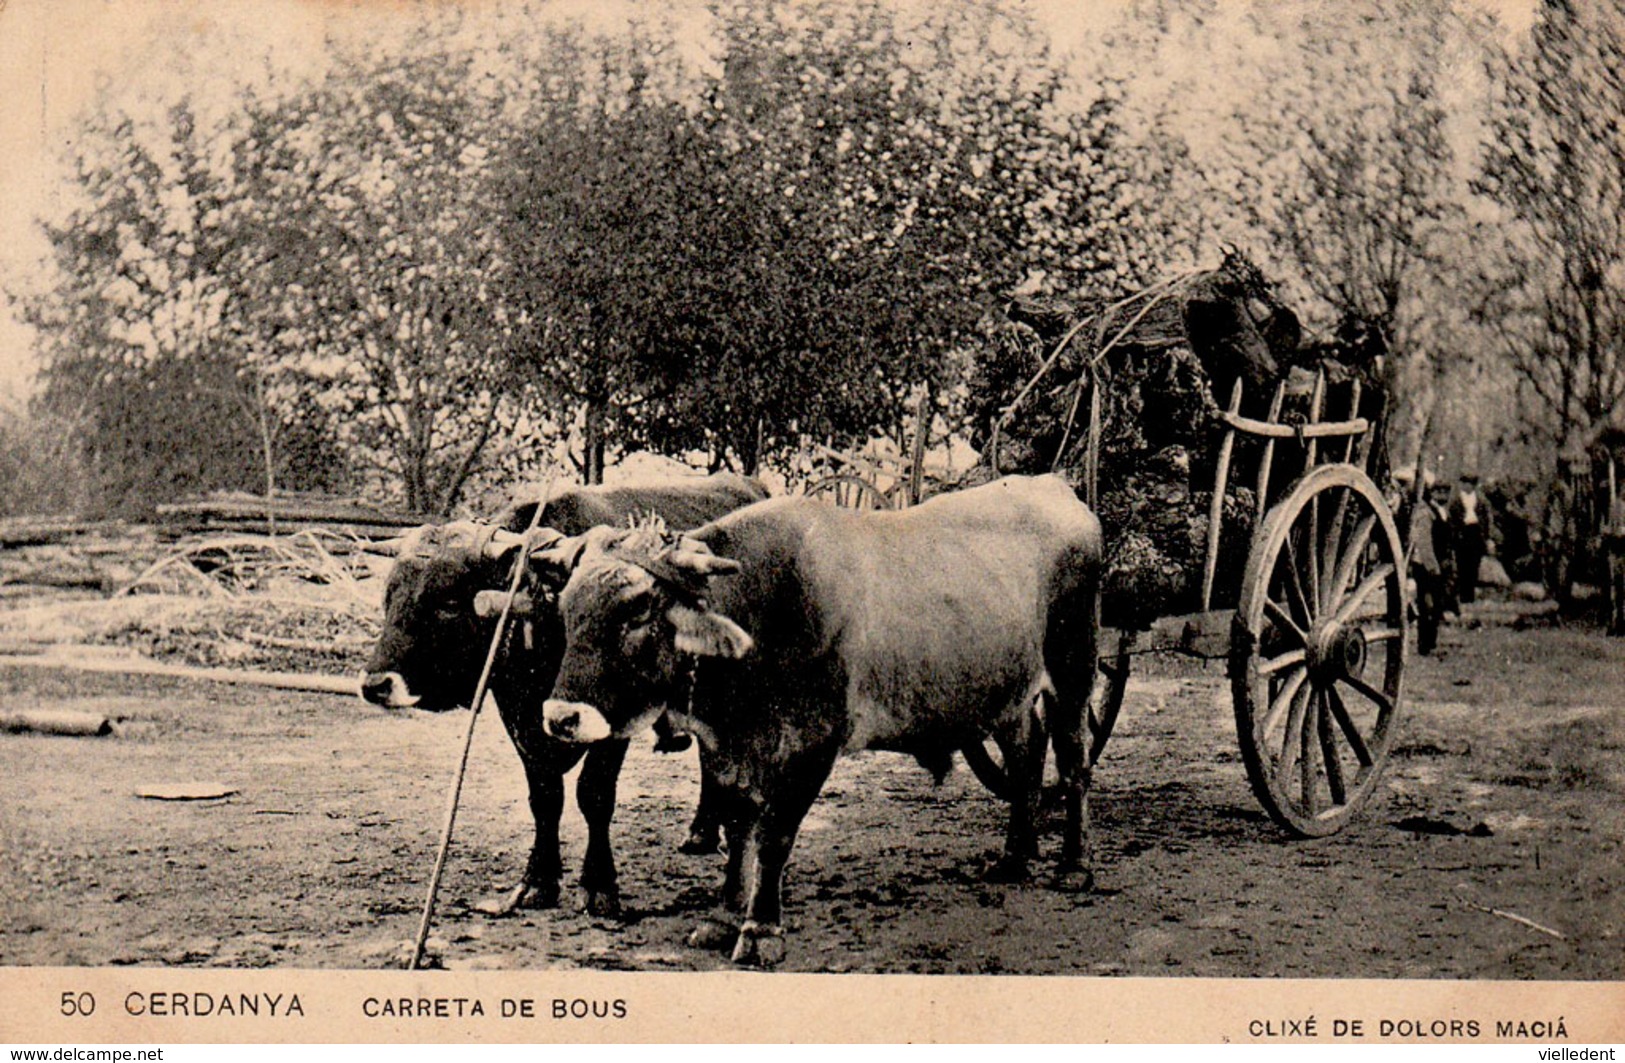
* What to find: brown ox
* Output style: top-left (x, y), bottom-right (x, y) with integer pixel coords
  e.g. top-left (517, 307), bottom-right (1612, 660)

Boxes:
top-left (533, 474), bottom-right (1102, 965)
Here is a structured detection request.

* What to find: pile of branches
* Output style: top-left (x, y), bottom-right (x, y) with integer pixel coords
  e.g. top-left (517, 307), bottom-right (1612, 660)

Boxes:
top-left (0, 529), bottom-right (385, 673)
top-left (965, 252), bottom-right (1342, 628)
top-left (0, 523), bottom-right (163, 601)
top-left (121, 529), bottom-right (380, 604)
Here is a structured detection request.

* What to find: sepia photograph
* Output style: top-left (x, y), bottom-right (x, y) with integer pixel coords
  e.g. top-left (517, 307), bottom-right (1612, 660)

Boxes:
top-left (0, 0), bottom-right (1621, 1044)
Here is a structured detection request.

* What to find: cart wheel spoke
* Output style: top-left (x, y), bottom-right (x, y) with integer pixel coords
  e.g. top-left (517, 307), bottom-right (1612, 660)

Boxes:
top-left (1299, 688), bottom-right (1319, 814)
top-left (1325, 685), bottom-right (1374, 767)
top-left (1319, 487), bottom-right (1356, 609)
top-left (1264, 600), bottom-right (1309, 646)
top-left (1281, 533), bottom-right (1317, 627)
top-left (1307, 496), bottom-right (1322, 613)
top-left (1261, 664), bottom-right (1308, 738)
top-left (1326, 513), bottom-right (1377, 609)
top-left (1276, 682), bottom-right (1311, 792)
top-left (1332, 563), bottom-right (1395, 627)
top-left (1361, 627), bottom-right (1403, 643)
top-left (1317, 688), bottom-right (1347, 805)
top-left (1259, 647), bottom-right (1306, 677)
top-left (1339, 671), bottom-right (1395, 719)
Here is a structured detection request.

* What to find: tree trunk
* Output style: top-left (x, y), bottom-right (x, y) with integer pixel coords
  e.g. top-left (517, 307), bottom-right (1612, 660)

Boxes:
top-left (583, 396), bottom-right (606, 486)
top-left (742, 415), bottom-right (764, 478)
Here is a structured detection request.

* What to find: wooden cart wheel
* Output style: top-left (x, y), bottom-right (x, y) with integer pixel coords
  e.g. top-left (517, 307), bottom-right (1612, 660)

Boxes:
top-left (805, 474), bottom-right (890, 511)
top-left (1231, 463), bottom-right (1407, 837)
top-left (961, 638), bottom-right (1133, 801)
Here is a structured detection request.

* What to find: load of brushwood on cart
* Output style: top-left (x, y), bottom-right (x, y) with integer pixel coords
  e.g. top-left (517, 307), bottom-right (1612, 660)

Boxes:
top-left (962, 250), bottom-right (1386, 631)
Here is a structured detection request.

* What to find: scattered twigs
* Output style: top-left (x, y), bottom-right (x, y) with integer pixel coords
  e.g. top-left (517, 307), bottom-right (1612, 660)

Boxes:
top-left (121, 553), bottom-right (237, 599)
top-left (238, 628), bottom-right (371, 655)
top-left (118, 532), bottom-right (378, 600)
top-left (1459, 899), bottom-right (1567, 940)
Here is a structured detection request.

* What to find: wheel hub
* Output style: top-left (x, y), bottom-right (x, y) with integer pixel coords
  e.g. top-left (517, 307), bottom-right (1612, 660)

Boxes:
top-left (1307, 621), bottom-right (1366, 681)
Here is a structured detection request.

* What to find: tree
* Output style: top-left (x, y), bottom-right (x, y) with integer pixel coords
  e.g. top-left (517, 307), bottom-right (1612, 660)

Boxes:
top-left (1477, 0), bottom-right (1625, 601)
top-left (1216, 0), bottom-right (1493, 473)
top-left (496, 0), bottom-right (1175, 478)
top-left (18, 103), bottom-right (268, 516)
top-left (242, 15), bottom-right (522, 513)
top-left (11, 9), bottom-right (531, 516)
top-left (1479, 0), bottom-right (1624, 461)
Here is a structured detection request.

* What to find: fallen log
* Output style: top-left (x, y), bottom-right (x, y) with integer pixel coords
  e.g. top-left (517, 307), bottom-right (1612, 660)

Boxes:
top-left (0, 650), bottom-right (361, 698)
top-left (158, 519), bottom-right (425, 543)
top-left (0, 709), bottom-right (115, 736)
top-left (156, 495), bottom-right (433, 529)
top-left (0, 518), bottom-right (131, 549)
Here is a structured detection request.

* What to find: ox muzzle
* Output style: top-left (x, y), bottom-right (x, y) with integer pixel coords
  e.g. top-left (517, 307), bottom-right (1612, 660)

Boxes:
top-left (360, 670), bottom-right (421, 709)
top-left (541, 699), bottom-right (614, 744)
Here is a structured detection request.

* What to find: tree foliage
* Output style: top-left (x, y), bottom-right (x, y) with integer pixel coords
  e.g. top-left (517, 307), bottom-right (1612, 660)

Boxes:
top-left (1478, 0), bottom-right (1625, 461)
top-left (10, 0), bottom-right (1619, 546)
top-left (496, 0), bottom-right (1170, 478)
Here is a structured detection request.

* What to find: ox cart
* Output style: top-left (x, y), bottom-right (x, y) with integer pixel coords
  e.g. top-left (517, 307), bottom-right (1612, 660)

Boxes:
top-left (827, 259), bottom-right (1409, 838)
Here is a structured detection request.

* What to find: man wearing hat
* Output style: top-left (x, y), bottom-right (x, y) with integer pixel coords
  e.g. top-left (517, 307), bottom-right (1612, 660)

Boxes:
top-left (1449, 471), bottom-right (1495, 606)
top-left (1408, 471), bottom-right (1452, 654)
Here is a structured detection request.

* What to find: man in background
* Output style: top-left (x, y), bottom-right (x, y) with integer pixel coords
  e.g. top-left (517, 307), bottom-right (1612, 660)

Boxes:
top-left (1449, 471), bottom-right (1494, 606)
top-left (1408, 473), bottom-right (1453, 655)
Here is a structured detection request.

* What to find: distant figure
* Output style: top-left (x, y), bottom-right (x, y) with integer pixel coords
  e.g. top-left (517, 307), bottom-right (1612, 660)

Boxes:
top-left (1449, 472), bottom-right (1495, 605)
top-left (1411, 479), bottom-right (1454, 655)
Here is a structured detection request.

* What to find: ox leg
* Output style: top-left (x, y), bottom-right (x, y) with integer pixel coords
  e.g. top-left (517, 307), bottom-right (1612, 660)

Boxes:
top-left (493, 737), bottom-right (586, 914)
top-left (576, 738), bottom-right (631, 917)
top-left (731, 747), bottom-right (839, 968)
top-left (1047, 687), bottom-right (1095, 893)
top-left (679, 749), bottom-right (725, 856)
top-left (984, 712), bottom-right (1045, 883)
top-left (1045, 585), bottom-right (1099, 893)
top-left (686, 783), bottom-right (754, 954)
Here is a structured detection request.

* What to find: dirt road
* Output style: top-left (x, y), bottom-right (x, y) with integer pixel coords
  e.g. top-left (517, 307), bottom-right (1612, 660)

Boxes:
top-left (2, 603), bottom-right (1620, 976)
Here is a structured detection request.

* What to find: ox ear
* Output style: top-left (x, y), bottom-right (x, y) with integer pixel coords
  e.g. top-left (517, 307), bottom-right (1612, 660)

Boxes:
top-left (668, 603), bottom-right (754, 659)
top-left (528, 533), bottom-right (587, 590)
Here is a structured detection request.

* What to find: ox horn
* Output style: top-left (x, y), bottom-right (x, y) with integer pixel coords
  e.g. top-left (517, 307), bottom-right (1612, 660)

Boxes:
top-left (370, 534), bottom-right (408, 557)
top-left (666, 540), bottom-right (742, 578)
top-left (473, 588), bottom-right (536, 618)
top-left (528, 533), bottom-right (587, 590)
top-left (483, 528), bottom-right (527, 560)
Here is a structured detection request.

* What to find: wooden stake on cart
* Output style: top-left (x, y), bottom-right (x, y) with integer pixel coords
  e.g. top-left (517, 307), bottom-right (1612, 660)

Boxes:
top-left (1254, 381), bottom-right (1288, 525)
top-left (409, 476), bottom-right (555, 971)
top-left (1201, 379), bottom-right (1246, 613)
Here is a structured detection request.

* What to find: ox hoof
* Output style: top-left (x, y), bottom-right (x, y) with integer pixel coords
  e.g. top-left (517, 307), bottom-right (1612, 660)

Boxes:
top-left (582, 888), bottom-right (623, 919)
top-left (981, 854), bottom-right (1032, 884)
top-left (1051, 864), bottom-right (1095, 894)
top-left (687, 917), bottom-right (739, 952)
top-left (678, 830), bottom-right (721, 856)
top-left (479, 882), bottom-right (559, 916)
top-left (730, 922), bottom-right (786, 968)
